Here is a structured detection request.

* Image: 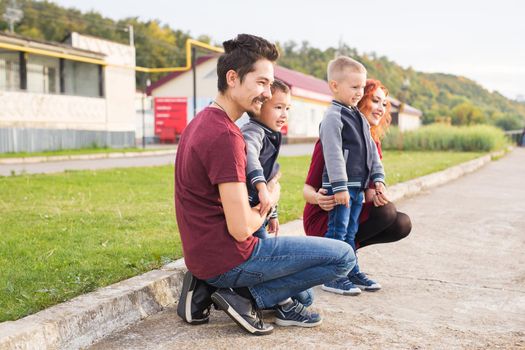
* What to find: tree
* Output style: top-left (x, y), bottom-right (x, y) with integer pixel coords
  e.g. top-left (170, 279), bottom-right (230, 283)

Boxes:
top-left (451, 102), bottom-right (486, 125)
top-left (3, 0), bottom-right (524, 125)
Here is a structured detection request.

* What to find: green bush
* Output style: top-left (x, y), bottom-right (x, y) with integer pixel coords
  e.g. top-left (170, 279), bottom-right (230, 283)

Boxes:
top-left (382, 124), bottom-right (507, 152)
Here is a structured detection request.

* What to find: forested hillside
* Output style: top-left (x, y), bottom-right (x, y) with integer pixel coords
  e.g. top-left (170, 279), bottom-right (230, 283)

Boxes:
top-left (1, 0), bottom-right (524, 129)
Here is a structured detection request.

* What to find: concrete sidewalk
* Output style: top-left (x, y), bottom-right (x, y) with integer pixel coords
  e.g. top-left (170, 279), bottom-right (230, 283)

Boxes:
top-left (1, 149), bottom-right (523, 349)
top-left (90, 149), bottom-right (525, 349)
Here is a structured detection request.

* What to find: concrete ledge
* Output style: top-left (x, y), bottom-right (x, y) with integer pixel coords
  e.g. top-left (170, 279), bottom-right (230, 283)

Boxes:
top-left (0, 150), bottom-right (510, 349)
top-left (387, 154), bottom-right (492, 202)
top-left (0, 149), bottom-right (177, 165)
top-left (0, 260), bottom-right (186, 350)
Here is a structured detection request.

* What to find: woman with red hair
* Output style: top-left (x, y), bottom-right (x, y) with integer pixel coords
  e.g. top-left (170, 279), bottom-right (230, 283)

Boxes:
top-left (303, 79), bottom-right (412, 294)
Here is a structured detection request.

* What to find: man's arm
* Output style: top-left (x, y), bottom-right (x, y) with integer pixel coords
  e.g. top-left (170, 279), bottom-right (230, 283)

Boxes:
top-left (219, 181), bottom-right (280, 242)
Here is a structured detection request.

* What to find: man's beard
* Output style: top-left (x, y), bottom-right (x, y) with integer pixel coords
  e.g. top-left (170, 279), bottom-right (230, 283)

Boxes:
top-left (248, 95), bottom-right (268, 116)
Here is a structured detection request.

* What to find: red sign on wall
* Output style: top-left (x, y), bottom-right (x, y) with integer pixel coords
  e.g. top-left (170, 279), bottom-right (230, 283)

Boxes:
top-left (154, 97), bottom-right (187, 142)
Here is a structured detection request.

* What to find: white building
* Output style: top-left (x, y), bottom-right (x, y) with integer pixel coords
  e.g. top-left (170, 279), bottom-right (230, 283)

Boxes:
top-left (0, 32), bottom-right (136, 153)
top-left (145, 55), bottom-right (422, 142)
top-left (146, 56), bottom-right (333, 142)
top-left (389, 97), bottom-right (423, 131)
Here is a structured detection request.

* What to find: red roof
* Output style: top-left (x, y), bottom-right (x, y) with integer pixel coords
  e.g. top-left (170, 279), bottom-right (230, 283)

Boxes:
top-left (274, 65), bottom-right (331, 97)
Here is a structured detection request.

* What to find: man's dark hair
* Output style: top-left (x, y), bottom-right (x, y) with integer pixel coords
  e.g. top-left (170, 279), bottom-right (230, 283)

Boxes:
top-left (217, 34), bottom-right (279, 92)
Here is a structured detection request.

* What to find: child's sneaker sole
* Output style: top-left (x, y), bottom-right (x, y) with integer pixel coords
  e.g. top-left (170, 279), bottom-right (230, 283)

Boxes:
top-left (275, 317), bottom-right (322, 327)
top-left (355, 283), bottom-right (382, 292)
top-left (321, 284), bottom-right (361, 296)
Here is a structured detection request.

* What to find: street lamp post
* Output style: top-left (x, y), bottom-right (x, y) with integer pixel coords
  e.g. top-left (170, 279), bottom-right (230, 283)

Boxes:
top-left (141, 79), bottom-right (151, 149)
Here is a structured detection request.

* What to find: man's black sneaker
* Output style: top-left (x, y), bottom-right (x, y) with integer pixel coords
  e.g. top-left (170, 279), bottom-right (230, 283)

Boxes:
top-left (211, 288), bottom-right (274, 336)
top-left (177, 271), bottom-right (215, 325)
top-left (274, 299), bottom-right (322, 327)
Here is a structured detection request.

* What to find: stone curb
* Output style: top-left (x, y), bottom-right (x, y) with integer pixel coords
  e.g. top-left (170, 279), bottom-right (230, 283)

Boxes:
top-left (0, 260), bottom-right (187, 350)
top-left (0, 149), bottom-right (510, 349)
top-left (387, 154), bottom-right (491, 202)
top-left (387, 147), bottom-right (509, 202)
top-left (0, 149), bottom-right (177, 165)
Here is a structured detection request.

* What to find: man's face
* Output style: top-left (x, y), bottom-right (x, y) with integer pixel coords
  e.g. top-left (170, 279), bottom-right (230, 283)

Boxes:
top-left (332, 70), bottom-right (366, 107)
top-left (231, 59), bottom-right (274, 115)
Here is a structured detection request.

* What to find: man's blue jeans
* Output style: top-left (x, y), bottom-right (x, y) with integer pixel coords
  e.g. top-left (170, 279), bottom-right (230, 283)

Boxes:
top-left (253, 223), bottom-right (313, 306)
top-left (205, 236), bottom-right (355, 309)
top-left (325, 187), bottom-right (364, 274)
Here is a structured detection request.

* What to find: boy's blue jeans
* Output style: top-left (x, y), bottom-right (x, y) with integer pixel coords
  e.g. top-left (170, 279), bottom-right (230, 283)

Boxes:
top-left (325, 187), bottom-right (364, 275)
top-left (205, 236), bottom-right (355, 309)
top-left (253, 220), bottom-right (272, 239)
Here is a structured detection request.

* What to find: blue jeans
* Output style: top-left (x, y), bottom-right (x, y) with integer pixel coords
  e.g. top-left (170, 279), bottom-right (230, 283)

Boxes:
top-left (253, 223), bottom-right (313, 306)
top-left (253, 221), bottom-right (272, 239)
top-left (325, 187), bottom-right (364, 274)
top-left (206, 236), bottom-right (355, 309)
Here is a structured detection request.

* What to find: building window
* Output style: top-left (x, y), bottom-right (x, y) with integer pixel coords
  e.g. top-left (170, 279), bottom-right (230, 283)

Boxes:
top-left (0, 50), bottom-right (103, 98)
top-left (0, 50), bottom-right (21, 91)
top-left (26, 54), bottom-right (60, 94)
top-left (63, 60), bottom-right (103, 98)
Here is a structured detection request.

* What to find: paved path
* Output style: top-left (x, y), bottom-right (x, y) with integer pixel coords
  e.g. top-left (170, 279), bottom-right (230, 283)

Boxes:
top-left (0, 143), bottom-right (314, 176)
top-left (89, 148), bottom-right (525, 349)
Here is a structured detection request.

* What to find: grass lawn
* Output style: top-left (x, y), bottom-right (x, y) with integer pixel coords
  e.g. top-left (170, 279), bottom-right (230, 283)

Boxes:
top-left (0, 150), bottom-right (483, 322)
top-left (0, 147), bottom-right (172, 159)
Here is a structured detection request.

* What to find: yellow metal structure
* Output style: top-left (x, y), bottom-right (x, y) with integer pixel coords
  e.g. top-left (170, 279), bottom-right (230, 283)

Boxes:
top-left (0, 41), bottom-right (107, 66)
top-left (136, 39), bottom-right (223, 73)
top-left (0, 38), bottom-right (223, 73)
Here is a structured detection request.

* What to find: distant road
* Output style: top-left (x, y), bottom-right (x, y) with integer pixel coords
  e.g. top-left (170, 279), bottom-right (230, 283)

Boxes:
top-left (0, 143), bottom-right (315, 176)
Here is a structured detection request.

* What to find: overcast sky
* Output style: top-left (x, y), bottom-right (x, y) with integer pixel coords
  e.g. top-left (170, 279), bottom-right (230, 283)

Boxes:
top-left (50, 0), bottom-right (524, 100)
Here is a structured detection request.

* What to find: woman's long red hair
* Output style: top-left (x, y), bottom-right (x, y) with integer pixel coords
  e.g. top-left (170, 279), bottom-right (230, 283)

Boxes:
top-left (357, 79), bottom-right (392, 142)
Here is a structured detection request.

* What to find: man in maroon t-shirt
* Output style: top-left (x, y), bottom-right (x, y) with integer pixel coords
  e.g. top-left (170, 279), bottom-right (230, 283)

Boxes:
top-left (175, 34), bottom-right (355, 335)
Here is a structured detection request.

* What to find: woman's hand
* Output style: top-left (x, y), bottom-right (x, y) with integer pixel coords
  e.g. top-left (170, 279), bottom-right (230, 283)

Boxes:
top-left (364, 188), bottom-right (376, 202)
top-left (373, 182), bottom-right (390, 207)
top-left (316, 188), bottom-right (336, 212)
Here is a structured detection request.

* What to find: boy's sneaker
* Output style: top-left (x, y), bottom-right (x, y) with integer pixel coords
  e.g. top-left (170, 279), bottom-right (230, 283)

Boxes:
top-left (177, 271), bottom-right (215, 325)
top-left (348, 272), bottom-right (382, 291)
top-left (322, 277), bottom-right (361, 296)
top-left (211, 288), bottom-right (273, 336)
top-left (275, 300), bottom-right (322, 327)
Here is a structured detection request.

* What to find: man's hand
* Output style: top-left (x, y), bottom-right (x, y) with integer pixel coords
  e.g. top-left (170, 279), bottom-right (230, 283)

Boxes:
top-left (373, 182), bottom-right (389, 207)
top-left (316, 188), bottom-right (336, 212)
top-left (267, 217), bottom-right (279, 236)
top-left (334, 190), bottom-right (350, 208)
top-left (267, 172), bottom-right (282, 191)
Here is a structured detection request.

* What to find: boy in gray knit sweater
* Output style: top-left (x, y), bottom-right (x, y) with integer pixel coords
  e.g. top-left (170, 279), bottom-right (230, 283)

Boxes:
top-left (320, 56), bottom-right (387, 296)
top-left (241, 79), bottom-right (290, 237)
